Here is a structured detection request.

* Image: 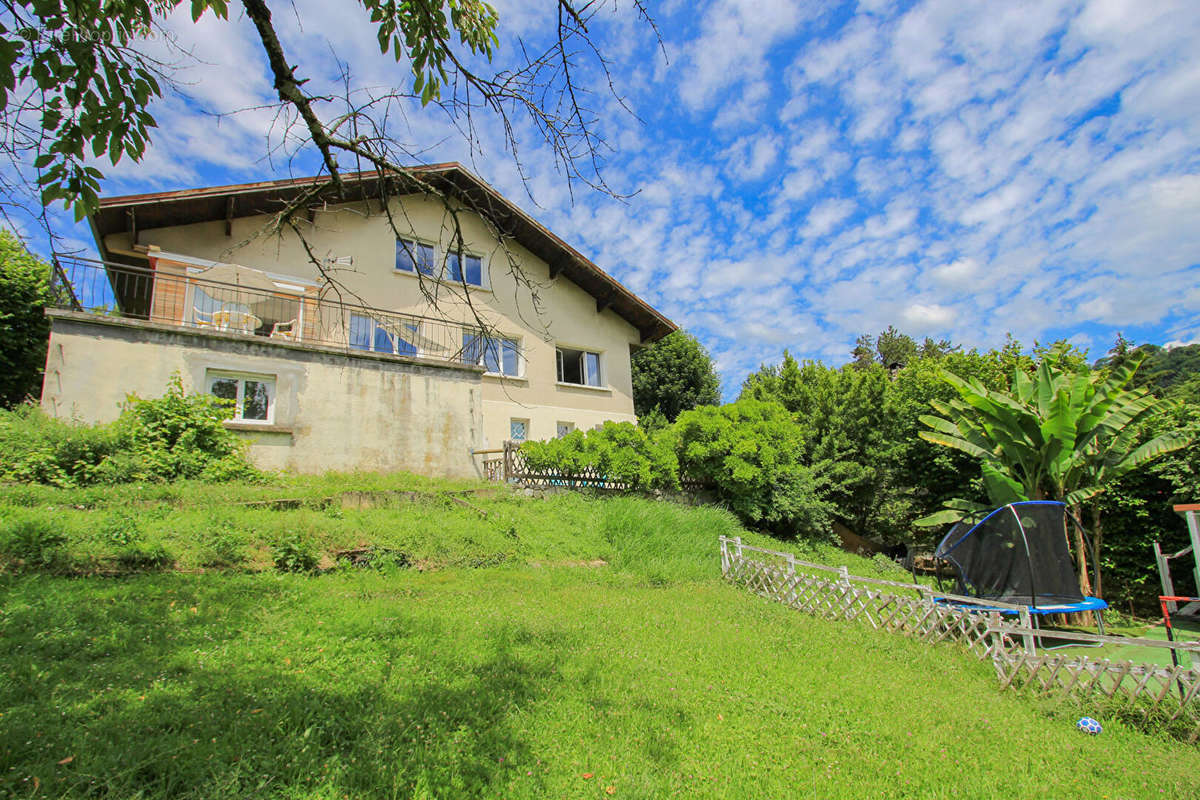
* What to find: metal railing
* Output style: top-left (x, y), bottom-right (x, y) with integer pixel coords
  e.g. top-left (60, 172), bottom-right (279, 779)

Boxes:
top-left (50, 255), bottom-right (485, 365)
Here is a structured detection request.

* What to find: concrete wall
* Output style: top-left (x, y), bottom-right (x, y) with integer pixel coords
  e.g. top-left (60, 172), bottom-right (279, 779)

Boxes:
top-left (102, 193), bottom-right (642, 447)
top-left (42, 312), bottom-right (485, 478)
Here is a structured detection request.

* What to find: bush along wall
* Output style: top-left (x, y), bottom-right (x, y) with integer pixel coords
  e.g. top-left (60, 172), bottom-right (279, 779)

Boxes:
top-left (520, 403), bottom-right (833, 541)
top-left (0, 375), bottom-right (259, 487)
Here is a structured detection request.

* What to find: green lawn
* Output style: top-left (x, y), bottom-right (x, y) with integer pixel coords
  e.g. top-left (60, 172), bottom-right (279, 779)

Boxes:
top-left (2, 478), bottom-right (1199, 798)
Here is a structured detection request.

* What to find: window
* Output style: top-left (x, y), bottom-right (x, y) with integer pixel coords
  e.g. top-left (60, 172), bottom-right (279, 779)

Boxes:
top-left (395, 238), bottom-right (435, 275)
top-left (447, 251), bottom-right (484, 287)
top-left (463, 333), bottom-right (521, 376)
top-left (556, 347), bottom-right (603, 387)
top-left (207, 372), bottom-right (274, 423)
top-left (510, 419), bottom-right (529, 442)
top-left (350, 314), bottom-right (418, 356)
top-left (556, 421), bottom-right (575, 439)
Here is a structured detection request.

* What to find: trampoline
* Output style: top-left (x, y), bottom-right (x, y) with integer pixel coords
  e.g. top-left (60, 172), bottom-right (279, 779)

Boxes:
top-left (932, 501), bottom-right (1107, 624)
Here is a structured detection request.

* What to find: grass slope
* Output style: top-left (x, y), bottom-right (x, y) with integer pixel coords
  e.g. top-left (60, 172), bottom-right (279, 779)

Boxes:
top-left (1, 476), bottom-right (1198, 798)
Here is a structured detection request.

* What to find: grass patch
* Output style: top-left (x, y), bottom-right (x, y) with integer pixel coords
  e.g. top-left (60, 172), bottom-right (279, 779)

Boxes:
top-left (1, 474), bottom-right (1196, 797)
top-left (1, 568), bottom-right (1197, 799)
top-left (0, 474), bottom-right (893, 578)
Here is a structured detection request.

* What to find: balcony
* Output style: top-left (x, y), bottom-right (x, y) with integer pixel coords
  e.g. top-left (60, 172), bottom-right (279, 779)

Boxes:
top-left (51, 255), bottom-right (489, 367)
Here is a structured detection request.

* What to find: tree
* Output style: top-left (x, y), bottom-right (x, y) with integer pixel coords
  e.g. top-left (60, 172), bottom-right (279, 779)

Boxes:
top-left (0, 228), bottom-right (55, 406)
top-left (918, 347), bottom-right (1194, 596)
top-left (1, 1), bottom-right (657, 339)
top-left (875, 325), bottom-right (918, 370)
top-left (849, 325), bottom-right (938, 371)
top-left (743, 353), bottom-right (908, 541)
top-left (674, 399), bottom-right (830, 538)
top-left (631, 330), bottom-right (720, 422)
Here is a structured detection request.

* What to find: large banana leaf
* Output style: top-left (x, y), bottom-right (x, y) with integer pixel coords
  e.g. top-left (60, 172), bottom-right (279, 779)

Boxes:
top-left (923, 357), bottom-right (1193, 514)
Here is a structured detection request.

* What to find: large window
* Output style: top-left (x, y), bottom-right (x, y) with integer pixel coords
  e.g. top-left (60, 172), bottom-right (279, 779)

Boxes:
top-left (395, 238), bottom-right (435, 275)
top-left (350, 314), bottom-right (419, 356)
top-left (556, 347), bottom-right (603, 387)
top-left (447, 251), bottom-right (483, 287)
top-left (207, 371), bottom-right (274, 423)
top-left (463, 333), bottom-right (521, 376)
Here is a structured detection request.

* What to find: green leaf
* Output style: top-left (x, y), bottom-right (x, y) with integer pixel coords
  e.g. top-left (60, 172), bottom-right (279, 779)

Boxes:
top-left (981, 461), bottom-right (1028, 506)
top-left (914, 508), bottom-right (968, 527)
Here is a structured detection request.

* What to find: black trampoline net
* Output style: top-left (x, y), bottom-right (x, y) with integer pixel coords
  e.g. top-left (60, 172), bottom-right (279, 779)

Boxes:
top-left (934, 502), bottom-right (1084, 607)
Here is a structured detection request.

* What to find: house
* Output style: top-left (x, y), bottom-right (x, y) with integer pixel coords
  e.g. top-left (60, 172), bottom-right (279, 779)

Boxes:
top-left (40, 164), bottom-right (675, 478)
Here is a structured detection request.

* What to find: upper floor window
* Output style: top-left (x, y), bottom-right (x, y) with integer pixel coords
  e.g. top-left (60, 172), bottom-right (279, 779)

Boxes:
top-left (207, 370), bottom-right (274, 423)
top-left (556, 347), bottom-right (603, 387)
top-left (447, 251), bottom-right (483, 287)
top-left (350, 313), bottom-right (418, 356)
top-left (396, 238), bottom-right (435, 275)
top-left (463, 333), bottom-right (521, 376)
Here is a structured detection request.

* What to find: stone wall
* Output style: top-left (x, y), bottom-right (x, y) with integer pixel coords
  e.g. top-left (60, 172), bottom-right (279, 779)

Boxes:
top-left (41, 311), bottom-right (485, 478)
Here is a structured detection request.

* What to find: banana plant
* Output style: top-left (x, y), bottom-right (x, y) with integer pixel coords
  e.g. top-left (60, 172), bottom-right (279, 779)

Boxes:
top-left (915, 347), bottom-right (1193, 596)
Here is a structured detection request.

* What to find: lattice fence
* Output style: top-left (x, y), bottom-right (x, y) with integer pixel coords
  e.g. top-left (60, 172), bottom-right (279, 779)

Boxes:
top-left (498, 441), bottom-right (711, 491)
top-left (720, 536), bottom-right (1200, 741)
top-left (720, 536), bottom-right (1028, 659)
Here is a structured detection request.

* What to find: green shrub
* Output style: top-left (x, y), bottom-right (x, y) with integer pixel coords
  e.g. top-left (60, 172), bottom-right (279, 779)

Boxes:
top-left (520, 421), bottom-right (679, 491)
top-left (0, 375), bottom-right (258, 486)
top-left (115, 543), bottom-right (173, 571)
top-left (198, 516), bottom-right (249, 568)
top-left (0, 229), bottom-right (57, 407)
top-left (272, 535), bottom-right (319, 573)
top-left (98, 512), bottom-right (142, 547)
top-left (674, 399), bottom-right (832, 538)
top-left (1, 518), bottom-right (67, 567)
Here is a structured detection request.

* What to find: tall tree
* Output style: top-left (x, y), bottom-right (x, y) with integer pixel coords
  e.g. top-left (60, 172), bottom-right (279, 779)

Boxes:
top-left (0, 228), bottom-right (55, 406)
top-left (631, 330), bottom-right (720, 423)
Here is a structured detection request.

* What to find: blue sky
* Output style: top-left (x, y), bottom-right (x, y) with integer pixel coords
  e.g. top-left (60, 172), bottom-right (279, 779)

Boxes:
top-left (29, 0), bottom-right (1200, 399)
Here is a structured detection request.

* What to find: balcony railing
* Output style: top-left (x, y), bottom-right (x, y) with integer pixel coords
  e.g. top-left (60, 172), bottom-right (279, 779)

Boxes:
top-left (50, 255), bottom-right (487, 367)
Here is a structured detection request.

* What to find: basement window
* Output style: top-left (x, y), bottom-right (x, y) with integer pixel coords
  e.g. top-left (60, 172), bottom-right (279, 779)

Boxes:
top-left (556, 347), bottom-right (603, 387)
top-left (207, 371), bottom-right (274, 423)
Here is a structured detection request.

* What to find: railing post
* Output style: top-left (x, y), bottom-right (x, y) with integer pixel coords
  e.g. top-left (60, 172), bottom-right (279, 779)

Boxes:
top-left (735, 536), bottom-right (744, 562)
top-left (786, 553), bottom-right (797, 606)
top-left (838, 566), bottom-right (851, 588)
top-left (1019, 607), bottom-right (1035, 656)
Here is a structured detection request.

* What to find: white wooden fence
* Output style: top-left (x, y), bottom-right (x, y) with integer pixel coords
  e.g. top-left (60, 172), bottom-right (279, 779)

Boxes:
top-left (720, 536), bottom-right (1200, 741)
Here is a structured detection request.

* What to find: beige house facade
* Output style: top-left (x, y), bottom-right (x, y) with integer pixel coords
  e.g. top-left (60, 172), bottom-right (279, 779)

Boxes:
top-left (42, 164), bottom-right (675, 478)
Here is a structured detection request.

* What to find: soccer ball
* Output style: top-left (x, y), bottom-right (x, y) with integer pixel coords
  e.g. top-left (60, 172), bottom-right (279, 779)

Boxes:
top-left (1076, 717), bottom-right (1102, 735)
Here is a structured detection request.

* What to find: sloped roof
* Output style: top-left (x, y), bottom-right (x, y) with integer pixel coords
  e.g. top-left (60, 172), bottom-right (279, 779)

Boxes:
top-left (89, 163), bottom-right (675, 342)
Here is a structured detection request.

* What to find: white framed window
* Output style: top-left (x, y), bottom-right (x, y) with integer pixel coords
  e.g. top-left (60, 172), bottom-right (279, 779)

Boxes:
top-left (556, 347), bottom-right (603, 387)
top-left (446, 250), bottom-right (484, 288)
top-left (395, 238), bottom-right (436, 276)
top-left (556, 421), bottom-right (575, 439)
top-left (207, 371), bottom-right (275, 423)
top-left (510, 419), bottom-right (529, 442)
top-left (463, 332), bottom-right (521, 376)
top-left (350, 313), bottom-right (419, 356)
